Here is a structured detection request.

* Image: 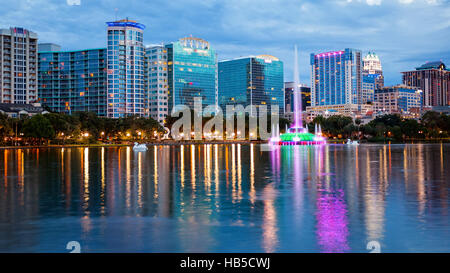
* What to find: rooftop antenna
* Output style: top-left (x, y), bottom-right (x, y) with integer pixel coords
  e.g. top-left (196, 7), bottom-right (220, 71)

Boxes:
top-left (114, 8), bottom-right (118, 21)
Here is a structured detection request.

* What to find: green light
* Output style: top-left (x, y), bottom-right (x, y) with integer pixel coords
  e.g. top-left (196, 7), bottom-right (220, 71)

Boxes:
top-left (280, 132), bottom-right (316, 142)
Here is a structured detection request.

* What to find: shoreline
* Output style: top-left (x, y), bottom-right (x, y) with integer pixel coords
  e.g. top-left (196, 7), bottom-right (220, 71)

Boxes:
top-left (0, 140), bottom-right (266, 150)
top-left (0, 139), bottom-right (448, 149)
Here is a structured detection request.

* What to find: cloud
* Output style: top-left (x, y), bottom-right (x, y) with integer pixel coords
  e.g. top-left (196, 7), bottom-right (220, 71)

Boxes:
top-left (344, 0), bottom-right (383, 5)
top-left (0, 0), bottom-right (448, 86)
top-left (67, 0), bottom-right (81, 5)
top-left (366, 0), bottom-right (382, 5)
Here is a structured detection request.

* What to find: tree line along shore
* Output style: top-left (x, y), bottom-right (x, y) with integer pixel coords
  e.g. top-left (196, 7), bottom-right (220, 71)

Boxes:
top-left (0, 110), bottom-right (449, 147)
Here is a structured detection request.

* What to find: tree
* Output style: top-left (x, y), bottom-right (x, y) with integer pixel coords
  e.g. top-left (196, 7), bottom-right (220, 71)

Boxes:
top-left (421, 111), bottom-right (441, 130)
top-left (391, 125), bottom-right (402, 141)
top-left (400, 119), bottom-right (422, 139)
top-left (22, 114), bottom-right (55, 142)
top-left (325, 115), bottom-right (353, 137)
top-left (421, 111), bottom-right (450, 138)
top-left (44, 113), bottom-right (74, 136)
top-left (0, 113), bottom-right (12, 140)
top-left (343, 123), bottom-right (358, 139)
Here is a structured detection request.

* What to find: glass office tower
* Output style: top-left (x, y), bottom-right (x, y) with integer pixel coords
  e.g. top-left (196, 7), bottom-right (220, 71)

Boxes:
top-left (310, 48), bottom-right (362, 106)
top-left (284, 82), bottom-right (311, 112)
top-left (106, 19), bottom-right (145, 118)
top-left (38, 47), bottom-right (107, 116)
top-left (218, 55), bottom-right (284, 112)
top-left (361, 74), bottom-right (375, 104)
top-left (165, 37), bottom-right (217, 111)
top-left (144, 45), bottom-right (169, 124)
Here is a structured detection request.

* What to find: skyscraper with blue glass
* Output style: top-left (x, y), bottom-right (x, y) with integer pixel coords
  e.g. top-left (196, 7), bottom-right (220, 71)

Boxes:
top-left (218, 55), bottom-right (284, 112)
top-left (165, 37), bottom-right (217, 111)
top-left (38, 46), bottom-right (107, 116)
top-left (106, 19), bottom-right (145, 118)
top-left (310, 48), bottom-right (362, 106)
top-left (361, 74), bottom-right (376, 104)
top-left (144, 45), bottom-right (169, 124)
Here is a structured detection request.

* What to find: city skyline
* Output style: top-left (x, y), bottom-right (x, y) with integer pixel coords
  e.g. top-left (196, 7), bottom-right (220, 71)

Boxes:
top-left (0, 0), bottom-right (448, 86)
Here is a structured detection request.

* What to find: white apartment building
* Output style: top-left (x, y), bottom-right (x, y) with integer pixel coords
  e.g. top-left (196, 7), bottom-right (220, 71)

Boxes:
top-left (0, 27), bottom-right (38, 104)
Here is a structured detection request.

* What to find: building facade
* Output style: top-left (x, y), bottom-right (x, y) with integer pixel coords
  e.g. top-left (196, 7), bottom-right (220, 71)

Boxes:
top-left (0, 27), bottom-right (38, 104)
top-left (284, 81), bottom-right (310, 113)
top-left (166, 37), bottom-right (217, 111)
top-left (38, 47), bottom-right (107, 116)
top-left (310, 48), bottom-right (362, 107)
top-left (106, 19), bottom-right (146, 118)
top-left (218, 55), bottom-right (284, 112)
top-left (402, 61), bottom-right (450, 107)
top-left (144, 45), bottom-right (169, 124)
top-left (305, 103), bottom-right (374, 122)
top-left (361, 74), bottom-right (375, 104)
top-left (363, 51), bottom-right (384, 89)
top-left (38, 43), bottom-right (61, 52)
top-left (374, 85), bottom-right (422, 114)
top-left (0, 102), bottom-right (48, 118)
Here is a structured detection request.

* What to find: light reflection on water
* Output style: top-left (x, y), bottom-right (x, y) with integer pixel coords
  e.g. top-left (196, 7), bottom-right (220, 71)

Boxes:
top-left (0, 144), bottom-right (449, 253)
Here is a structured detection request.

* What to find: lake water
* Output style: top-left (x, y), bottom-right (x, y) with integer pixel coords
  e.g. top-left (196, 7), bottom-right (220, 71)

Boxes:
top-left (0, 144), bottom-right (448, 253)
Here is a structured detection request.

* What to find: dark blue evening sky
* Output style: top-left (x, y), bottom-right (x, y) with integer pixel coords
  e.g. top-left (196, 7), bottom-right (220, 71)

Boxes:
top-left (1, 0), bottom-right (449, 85)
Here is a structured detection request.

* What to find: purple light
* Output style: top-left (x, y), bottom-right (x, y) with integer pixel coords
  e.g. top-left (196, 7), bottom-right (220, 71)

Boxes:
top-left (316, 51), bottom-right (344, 58)
top-left (316, 189), bottom-right (350, 253)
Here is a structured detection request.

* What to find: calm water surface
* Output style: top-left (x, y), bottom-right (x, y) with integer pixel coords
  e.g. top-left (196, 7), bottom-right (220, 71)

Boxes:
top-left (0, 144), bottom-right (449, 253)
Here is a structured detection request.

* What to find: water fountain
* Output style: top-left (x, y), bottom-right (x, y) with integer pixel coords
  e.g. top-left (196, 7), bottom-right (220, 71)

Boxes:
top-left (270, 45), bottom-right (326, 145)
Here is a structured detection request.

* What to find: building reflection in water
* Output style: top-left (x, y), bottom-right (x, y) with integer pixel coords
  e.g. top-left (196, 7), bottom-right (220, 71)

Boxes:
top-left (214, 144), bottom-right (220, 198)
top-left (314, 145), bottom-right (350, 253)
top-left (364, 147), bottom-right (386, 242)
top-left (262, 182), bottom-right (278, 252)
top-left (262, 145), bottom-right (282, 252)
top-left (249, 144), bottom-right (256, 204)
top-left (155, 146), bottom-right (171, 218)
top-left (0, 144), bottom-right (448, 252)
top-left (191, 145), bottom-right (196, 195)
top-left (292, 146), bottom-right (304, 231)
top-left (84, 148), bottom-right (90, 206)
top-left (180, 145), bottom-right (185, 190)
top-left (416, 144), bottom-right (426, 215)
top-left (3, 150), bottom-right (7, 189)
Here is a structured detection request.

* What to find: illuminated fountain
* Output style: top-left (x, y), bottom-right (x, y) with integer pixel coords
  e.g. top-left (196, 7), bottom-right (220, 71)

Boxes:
top-left (270, 45), bottom-right (326, 145)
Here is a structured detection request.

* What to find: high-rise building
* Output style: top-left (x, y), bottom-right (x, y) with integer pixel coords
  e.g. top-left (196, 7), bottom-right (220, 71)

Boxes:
top-left (218, 55), bottom-right (284, 112)
top-left (361, 74), bottom-right (375, 104)
top-left (38, 43), bottom-right (61, 52)
top-left (38, 46), bottom-right (107, 116)
top-left (0, 27), bottom-right (38, 104)
top-left (310, 48), bottom-right (362, 106)
top-left (106, 19), bottom-right (146, 118)
top-left (402, 61), bottom-right (450, 107)
top-left (165, 37), bottom-right (217, 111)
top-left (144, 45), bottom-right (169, 124)
top-left (363, 51), bottom-right (384, 89)
top-left (284, 82), bottom-right (310, 112)
top-left (374, 85), bottom-right (422, 114)
top-left (284, 82), bottom-right (310, 122)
